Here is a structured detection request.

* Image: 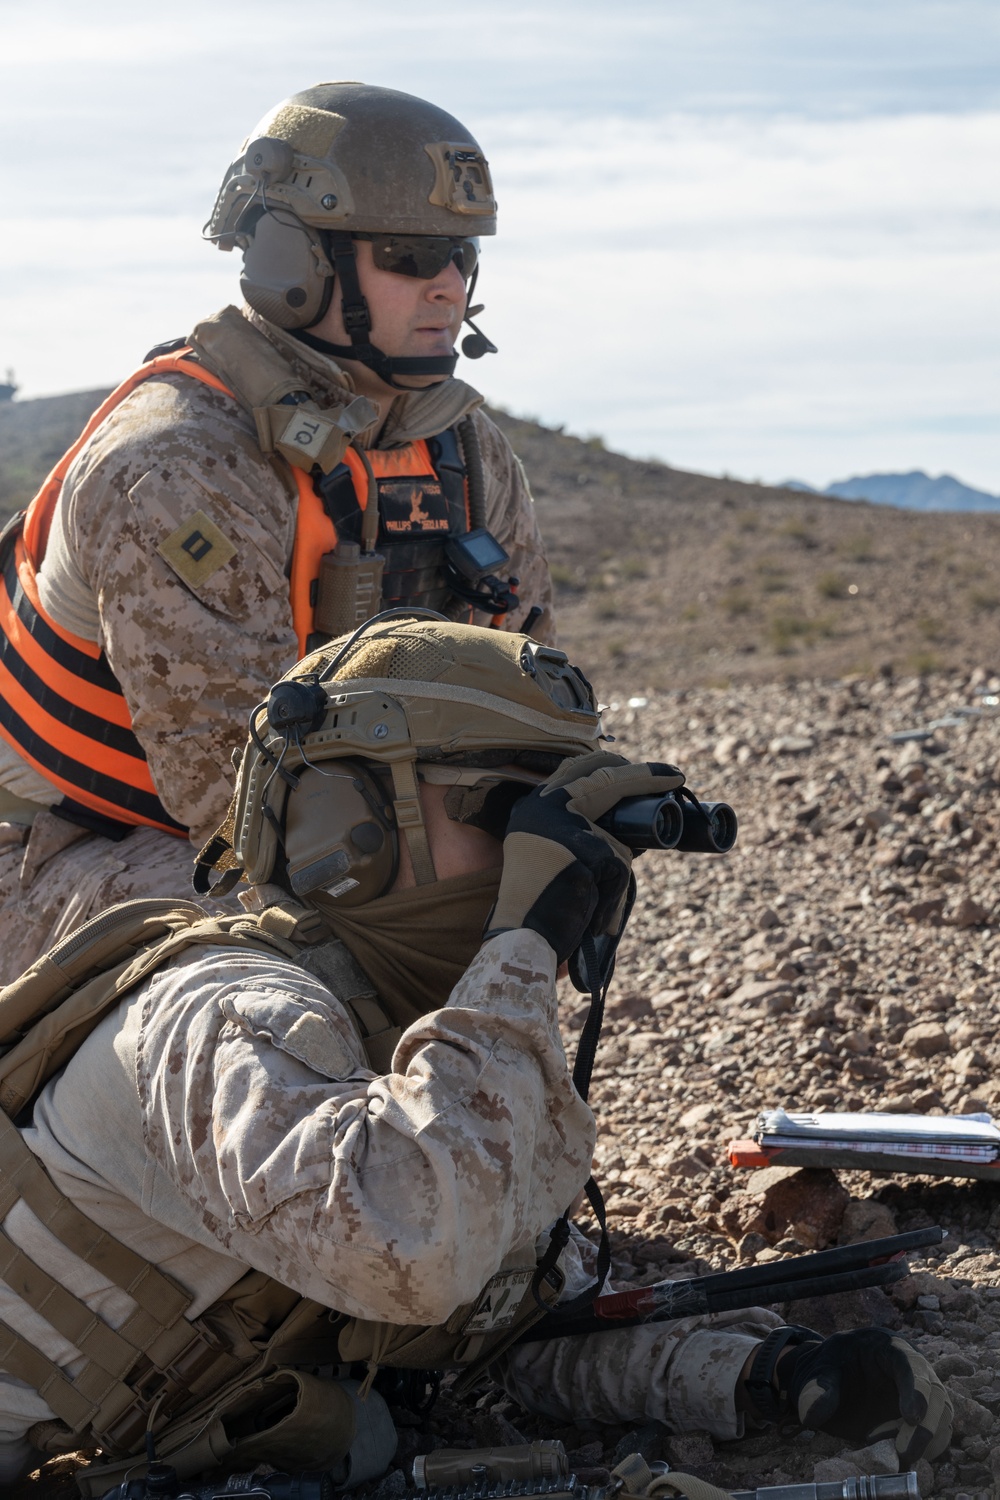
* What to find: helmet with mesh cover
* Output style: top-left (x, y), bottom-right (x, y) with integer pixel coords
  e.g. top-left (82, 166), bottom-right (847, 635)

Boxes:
top-left (207, 82), bottom-right (496, 246)
top-left (196, 618), bottom-right (604, 906)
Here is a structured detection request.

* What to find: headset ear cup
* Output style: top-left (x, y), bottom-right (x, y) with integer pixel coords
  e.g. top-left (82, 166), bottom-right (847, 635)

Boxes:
top-left (240, 212), bottom-right (334, 329)
top-left (283, 763), bottom-right (398, 906)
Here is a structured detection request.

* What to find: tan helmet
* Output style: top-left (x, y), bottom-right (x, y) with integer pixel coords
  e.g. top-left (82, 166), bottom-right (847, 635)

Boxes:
top-left (204, 82), bottom-right (497, 350)
top-left (196, 615), bottom-right (604, 907)
top-left (208, 82), bottom-right (496, 242)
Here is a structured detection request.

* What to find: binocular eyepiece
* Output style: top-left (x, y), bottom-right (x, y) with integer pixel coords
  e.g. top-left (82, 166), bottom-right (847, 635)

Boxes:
top-left (598, 793), bottom-right (738, 854)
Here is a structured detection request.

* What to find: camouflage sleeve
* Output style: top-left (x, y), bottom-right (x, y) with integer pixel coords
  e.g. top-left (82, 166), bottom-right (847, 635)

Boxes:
top-left (499, 1234), bottom-right (782, 1438)
top-left (468, 410), bottom-right (556, 644)
top-left (136, 931), bottom-right (596, 1326)
top-left (64, 375), bottom-right (299, 842)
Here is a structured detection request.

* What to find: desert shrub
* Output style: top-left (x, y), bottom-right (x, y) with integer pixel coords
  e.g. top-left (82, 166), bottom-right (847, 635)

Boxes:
top-left (841, 531), bottom-right (875, 562)
top-left (720, 588), bottom-right (754, 617)
top-left (767, 612), bottom-right (834, 652)
top-left (550, 563), bottom-right (587, 592)
top-left (907, 648), bottom-right (942, 674)
top-left (968, 587), bottom-right (1000, 613)
top-left (756, 562), bottom-right (790, 594)
top-left (817, 571), bottom-right (847, 599)
top-left (777, 515), bottom-right (816, 546)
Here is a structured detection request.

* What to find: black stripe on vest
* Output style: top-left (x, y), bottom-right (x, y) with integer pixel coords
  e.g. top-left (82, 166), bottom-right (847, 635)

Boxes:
top-left (0, 539), bottom-right (185, 833)
top-left (0, 683), bottom-right (184, 831)
top-left (3, 545), bottom-right (128, 693)
top-left (0, 547), bottom-right (150, 759)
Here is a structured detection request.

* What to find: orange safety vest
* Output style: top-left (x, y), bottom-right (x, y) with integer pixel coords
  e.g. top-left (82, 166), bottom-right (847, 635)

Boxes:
top-left (0, 352), bottom-right (469, 838)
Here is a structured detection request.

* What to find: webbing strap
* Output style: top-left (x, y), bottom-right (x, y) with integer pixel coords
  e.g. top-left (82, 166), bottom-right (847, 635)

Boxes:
top-left (0, 1226), bottom-right (140, 1376)
top-left (0, 1095), bottom-right (249, 1447)
top-left (340, 992), bottom-right (402, 1074)
top-left (389, 758), bottom-right (436, 885)
top-left (0, 1320), bottom-right (100, 1431)
top-left (0, 1109), bottom-right (189, 1322)
top-left (92, 1324), bottom-right (246, 1454)
top-left (0, 1300), bottom-right (246, 1449)
top-left (349, 444), bottom-right (380, 553)
top-left (0, 905), bottom-right (326, 1450)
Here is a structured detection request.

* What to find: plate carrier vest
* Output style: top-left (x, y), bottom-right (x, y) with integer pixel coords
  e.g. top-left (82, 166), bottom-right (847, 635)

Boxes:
top-left (0, 896), bottom-right (557, 1492)
top-left (0, 348), bottom-right (482, 840)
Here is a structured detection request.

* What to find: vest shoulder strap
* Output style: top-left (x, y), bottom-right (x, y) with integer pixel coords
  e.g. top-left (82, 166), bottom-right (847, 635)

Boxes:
top-left (297, 936), bottom-right (403, 1075)
top-left (0, 897), bottom-right (319, 1119)
top-left (188, 307), bottom-right (376, 477)
top-left (0, 898), bottom-right (337, 1456)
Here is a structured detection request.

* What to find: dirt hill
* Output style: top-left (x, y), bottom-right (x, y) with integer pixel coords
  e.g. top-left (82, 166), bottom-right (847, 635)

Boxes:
top-left (3, 390), bottom-right (999, 695)
top-left (0, 389), bottom-right (111, 518)
top-left (488, 411), bottom-right (1000, 694)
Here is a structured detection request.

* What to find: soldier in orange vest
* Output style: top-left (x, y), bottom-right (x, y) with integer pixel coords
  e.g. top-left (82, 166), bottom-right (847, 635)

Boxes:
top-left (0, 83), bottom-right (554, 982)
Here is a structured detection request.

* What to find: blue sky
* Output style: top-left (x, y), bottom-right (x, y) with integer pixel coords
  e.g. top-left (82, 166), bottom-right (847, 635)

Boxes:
top-left (2, 0), bottom-right (998, 490)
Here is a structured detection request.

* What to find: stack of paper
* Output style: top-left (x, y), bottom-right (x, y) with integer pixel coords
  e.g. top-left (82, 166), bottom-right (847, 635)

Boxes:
top-left (756, 1108), bottom-right (1000, 1164)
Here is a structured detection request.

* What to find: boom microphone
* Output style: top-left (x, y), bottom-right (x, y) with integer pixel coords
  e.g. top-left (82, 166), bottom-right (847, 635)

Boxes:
top-left (462, 328), bottom-right (498, 359)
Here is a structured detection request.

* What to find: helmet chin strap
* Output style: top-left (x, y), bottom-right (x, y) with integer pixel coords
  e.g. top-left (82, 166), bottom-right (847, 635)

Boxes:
top-left (294, 232), bottom-right (459, 389)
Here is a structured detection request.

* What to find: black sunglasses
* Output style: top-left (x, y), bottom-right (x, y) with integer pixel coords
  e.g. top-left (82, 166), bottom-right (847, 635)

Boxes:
top-left (355, 234), bottom-right (479, 282)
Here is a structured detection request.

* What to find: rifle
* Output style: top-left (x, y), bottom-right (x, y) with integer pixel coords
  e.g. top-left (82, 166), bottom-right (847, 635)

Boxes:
top-left (412, 1474), bottom-right (916, 1500)
top-left (411, 1444), bottom-right (918, 1500)
top-left (519, 1228), bottom-right (943, 1342)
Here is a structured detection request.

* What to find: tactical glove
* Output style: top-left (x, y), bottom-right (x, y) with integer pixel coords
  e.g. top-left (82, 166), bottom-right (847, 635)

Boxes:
top-left (485, 752), bottom-right (684, 963)
top-left (782, 1328), bottom-right (953, 1464)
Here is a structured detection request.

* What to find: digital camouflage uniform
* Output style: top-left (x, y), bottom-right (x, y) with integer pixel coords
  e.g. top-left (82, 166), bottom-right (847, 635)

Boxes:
top-left (0, 307), bottom-right (554, 983)
top-left (0, 927), bottom-right (777, 1480)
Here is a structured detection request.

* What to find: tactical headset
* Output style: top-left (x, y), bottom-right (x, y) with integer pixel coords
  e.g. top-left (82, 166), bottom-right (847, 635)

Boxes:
top-left (195, 611), bottom-right (603, 904)
top-left (235, 171), bottom-right (497, 384)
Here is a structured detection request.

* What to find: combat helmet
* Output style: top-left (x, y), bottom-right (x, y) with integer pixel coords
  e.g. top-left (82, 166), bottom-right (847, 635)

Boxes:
top-left (204, 83), bottom-right (498, 382)
top-left (196, 613), bottom-right (604, 908)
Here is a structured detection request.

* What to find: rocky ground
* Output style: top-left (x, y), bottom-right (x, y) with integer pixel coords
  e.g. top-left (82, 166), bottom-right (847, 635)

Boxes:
top-left (20, 663), bottom-right (1000, 1500)
top-left (556, 663), bottom-right (1000, 1499)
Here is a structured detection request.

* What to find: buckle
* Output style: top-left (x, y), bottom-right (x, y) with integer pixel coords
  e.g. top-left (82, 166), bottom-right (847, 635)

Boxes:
top-left (343, 303), bottom-right (371, 335)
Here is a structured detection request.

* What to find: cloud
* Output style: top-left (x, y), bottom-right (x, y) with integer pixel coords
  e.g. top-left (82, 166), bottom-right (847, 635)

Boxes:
top-left (1, 6), bottom-right (997, 488)
top-left (473, 110), bottom-right (1000, 488)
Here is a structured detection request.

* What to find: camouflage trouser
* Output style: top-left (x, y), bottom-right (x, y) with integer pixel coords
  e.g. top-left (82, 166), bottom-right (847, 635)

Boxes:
top-left (0, 812), bottom-right (210, 986)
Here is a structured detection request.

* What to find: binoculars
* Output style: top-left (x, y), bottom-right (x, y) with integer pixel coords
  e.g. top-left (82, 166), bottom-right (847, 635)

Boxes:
top-left (598, 792), bottom-right (738, 853)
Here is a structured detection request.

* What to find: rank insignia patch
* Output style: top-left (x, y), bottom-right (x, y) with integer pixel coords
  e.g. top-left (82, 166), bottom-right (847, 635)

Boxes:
top-left (158, 509), bottom-right (238, 587)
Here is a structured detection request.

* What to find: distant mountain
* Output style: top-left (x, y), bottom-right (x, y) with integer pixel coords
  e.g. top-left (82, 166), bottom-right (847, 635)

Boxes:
top-left (781, 470), bottom-right (1000, 512)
